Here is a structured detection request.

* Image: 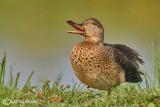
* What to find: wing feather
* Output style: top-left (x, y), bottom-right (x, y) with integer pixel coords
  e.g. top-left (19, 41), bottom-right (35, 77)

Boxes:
top-left (104, 44), bottom-right (143, 83)
top-left (104, 43), bottom-right (144, 64)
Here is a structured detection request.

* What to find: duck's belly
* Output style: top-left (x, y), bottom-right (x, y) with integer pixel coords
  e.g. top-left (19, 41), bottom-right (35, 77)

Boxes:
top-left (70, 42), bottom-right (125, 90)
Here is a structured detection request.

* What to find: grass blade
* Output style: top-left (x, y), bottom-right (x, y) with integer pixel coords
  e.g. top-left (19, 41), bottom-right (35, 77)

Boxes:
top-left (13, 72), bottom-right (20, 89)
top-left (8, 64), bottom-right (15, 89)
top-left (0, 52), bottom-right (6, 84)
top-left (22, 71), bottom-right (34, 91)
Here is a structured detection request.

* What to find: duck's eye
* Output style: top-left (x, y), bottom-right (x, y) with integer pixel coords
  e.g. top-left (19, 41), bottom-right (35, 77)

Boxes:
top-left (93, 23), bottom-right (96, 25)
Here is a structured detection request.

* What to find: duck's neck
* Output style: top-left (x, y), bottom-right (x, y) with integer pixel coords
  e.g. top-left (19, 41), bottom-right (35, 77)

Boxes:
top-left (84, 34), bottom-right (104, 44)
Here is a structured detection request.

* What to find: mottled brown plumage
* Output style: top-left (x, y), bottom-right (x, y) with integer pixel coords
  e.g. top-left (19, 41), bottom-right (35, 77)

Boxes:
top-left (67, 18), bottom-right (144, 94)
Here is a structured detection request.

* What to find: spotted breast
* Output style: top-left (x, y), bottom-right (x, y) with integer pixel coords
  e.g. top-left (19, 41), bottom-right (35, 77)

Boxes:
top-left (70, 41), bottom-right (125, 90)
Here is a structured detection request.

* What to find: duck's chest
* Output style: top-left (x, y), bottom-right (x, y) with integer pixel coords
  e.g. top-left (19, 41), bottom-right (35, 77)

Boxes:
top-left (70, 42), bottom-right (122, 90)
top-left (70, 42), bottom-right (108, 77)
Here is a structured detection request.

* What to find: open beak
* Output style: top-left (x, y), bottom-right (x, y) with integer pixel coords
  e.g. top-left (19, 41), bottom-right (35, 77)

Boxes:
top-left (67, 19), bottom-right (85, 34)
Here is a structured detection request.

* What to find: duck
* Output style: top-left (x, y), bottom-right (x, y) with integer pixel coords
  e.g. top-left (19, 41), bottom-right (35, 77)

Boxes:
top-left (67, 18), bottom-right (144, 94)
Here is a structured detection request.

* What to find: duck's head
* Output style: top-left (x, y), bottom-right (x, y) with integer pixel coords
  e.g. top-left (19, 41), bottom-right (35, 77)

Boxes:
top-left (67, 18), bottom-right (104, 43)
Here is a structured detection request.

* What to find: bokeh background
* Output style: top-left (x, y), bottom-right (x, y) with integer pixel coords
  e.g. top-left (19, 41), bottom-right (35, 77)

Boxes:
top-left (0, 0), bottom-right (160, 87)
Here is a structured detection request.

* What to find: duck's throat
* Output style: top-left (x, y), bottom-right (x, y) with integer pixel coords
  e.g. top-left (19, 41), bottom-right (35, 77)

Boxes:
top-left (84, 35), bottom-right (104, 43)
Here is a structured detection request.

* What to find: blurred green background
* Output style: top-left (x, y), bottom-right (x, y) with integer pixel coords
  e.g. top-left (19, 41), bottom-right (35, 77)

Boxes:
top-left (0, 0), bottom-right (160, 86)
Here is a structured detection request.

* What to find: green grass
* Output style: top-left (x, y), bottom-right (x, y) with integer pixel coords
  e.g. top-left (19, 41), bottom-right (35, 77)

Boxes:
top-left (0, 43), bottom-right (160, 107)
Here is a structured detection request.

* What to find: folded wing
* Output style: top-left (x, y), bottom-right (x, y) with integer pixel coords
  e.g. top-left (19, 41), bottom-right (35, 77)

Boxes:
top-left (104, 43), bottom-right (144, 83)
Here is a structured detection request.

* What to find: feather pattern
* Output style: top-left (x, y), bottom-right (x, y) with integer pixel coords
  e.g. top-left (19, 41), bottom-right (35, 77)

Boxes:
top-left (104, 43), bottom-right (144, 82)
